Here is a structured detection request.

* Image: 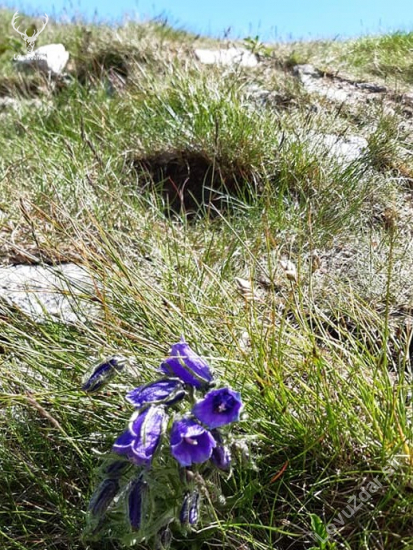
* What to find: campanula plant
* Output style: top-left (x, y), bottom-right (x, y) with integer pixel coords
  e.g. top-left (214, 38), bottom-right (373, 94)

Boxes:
top-left (84, 337), bottom-right (246, 547)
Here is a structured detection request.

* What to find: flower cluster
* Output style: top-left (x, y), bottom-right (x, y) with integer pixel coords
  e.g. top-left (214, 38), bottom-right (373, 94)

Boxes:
top-left (85, 338), bottom-right (244, 546)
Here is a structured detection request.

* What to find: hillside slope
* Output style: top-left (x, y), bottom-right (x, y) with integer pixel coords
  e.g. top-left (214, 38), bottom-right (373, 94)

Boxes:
top-left (0, 10), bottom-right (412, 550)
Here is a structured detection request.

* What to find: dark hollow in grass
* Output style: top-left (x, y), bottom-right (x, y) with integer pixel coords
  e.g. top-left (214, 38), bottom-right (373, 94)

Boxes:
top-left (74, 49), bottom-right (130, 87)
top-left (0, 73), bottom-right (46, 97)
top-left (133, 149), bottom-right (257, 214)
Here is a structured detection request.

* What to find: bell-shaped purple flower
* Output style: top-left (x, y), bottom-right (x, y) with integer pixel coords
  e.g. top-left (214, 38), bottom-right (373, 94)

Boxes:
top-left (82, 355), bottom-right (126, 392)
top-left (126, 379), bottom-right (185, 409)
top-left (192, 387), bottom-right (243, 429)
top-left (159, 337), bottom-right (213, 388)
top-left (88, 478), bottom-right (120, 516)
top-left (113, 406), bottom-right (166, 466)
top-left (170, 418), bottom-right (216, 467)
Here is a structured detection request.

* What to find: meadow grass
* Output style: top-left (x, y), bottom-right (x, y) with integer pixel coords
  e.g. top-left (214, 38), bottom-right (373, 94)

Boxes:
top-left (0, 9), bottom-right (412, 549)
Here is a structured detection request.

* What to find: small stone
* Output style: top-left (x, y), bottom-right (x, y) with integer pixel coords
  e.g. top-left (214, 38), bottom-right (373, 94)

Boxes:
top-left (292, 64), bottom-right (320, 77)
top-left (315, 133), bottom-right (368, 164)
top-left (280, 260), bottom-right (297, 282)
top-left (235, 277), bottom-right (260, 302)
top-left (195, 48), bottom-right (258, 68)
top-left (0, 97), bottom-right (20, 111)
top-left (0, 263), bottom-right (98, 323)
top-left (403, 93), bottom-right (413, 107)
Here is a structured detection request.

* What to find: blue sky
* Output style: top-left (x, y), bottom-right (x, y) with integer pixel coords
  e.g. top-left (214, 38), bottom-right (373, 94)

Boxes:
top-left (1, 0), bottom-right (413, 41)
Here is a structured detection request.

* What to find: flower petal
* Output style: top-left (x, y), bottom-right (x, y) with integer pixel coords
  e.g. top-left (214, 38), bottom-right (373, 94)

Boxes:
top-left (192, 387), bottom-right (243, 429)
top-left (126, 379), bottom-right (184, 409)
top-left (211, 444), bottom-right (231, 470)
top-left (170, 418), bottom-right (216, 467)
top-left (159, 358), bottom-right (198, 386)
top-left (114, 406), bottom-right (167, 466)
top-left (160, 337), bottom-right (213, 388)
top-left (112, 429), bottom-right (134, 450)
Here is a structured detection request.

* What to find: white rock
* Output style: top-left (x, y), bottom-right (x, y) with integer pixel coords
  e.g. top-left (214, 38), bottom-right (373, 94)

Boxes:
top-left (14, 43), bottom-right (69, 75)
top-left (292, 64), bottom-right (320, 77)
top-left (0, 97), bottom-right (44, 113)
top-left (312, 133), bottom-right (368, 164)
top-left (313, 85), bottom-right (349, 103)
top-left (293, 64), bottom-right (350, 101)
top-left (287, 131), bottom-right (368, 165)
top-left (0, 97), bottom-right (20, 110)
top-left (403, 92), bottom-right (413, 107)
top-left (0, 264), bottom-right (98, 323)
top-left (195, 47), bottom-right (258, 68)
top-left (280, 259), bottom-right (297, 282)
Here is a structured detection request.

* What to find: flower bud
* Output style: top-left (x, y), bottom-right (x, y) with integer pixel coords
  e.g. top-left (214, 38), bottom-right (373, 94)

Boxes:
top-left (128, 474), bottom-right (147, 530)
top-left (188, 490), bottom-right (200, 525)
top-left (82, 355), bottom-right (126, 392)
top-left (88, 478), bottom-right (119, 517)
top-left (179, 490), bottom-right (200, 527)
top-left (210, 429), bottom-right (231, 470)
top-left (179, 491), bottom-right (191, 525)
top-left (155, 524), bottom-right (173, 549)
top-left (211, 444), bottom-right (231, 471)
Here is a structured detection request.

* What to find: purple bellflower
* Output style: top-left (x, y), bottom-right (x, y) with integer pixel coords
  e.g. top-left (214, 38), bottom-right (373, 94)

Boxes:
top-left (192, 387), bottom-right (243, 429)
top-left (82, 355), bottom-right (126, 393)
top-left (160, 337), bottom-right (213, 388)
top-left (126, 379), bottom-right (185, 409)
top-left (170, 418), bottom-right (216, 467)
top-left (113, 406), bottom-right (166, 466)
